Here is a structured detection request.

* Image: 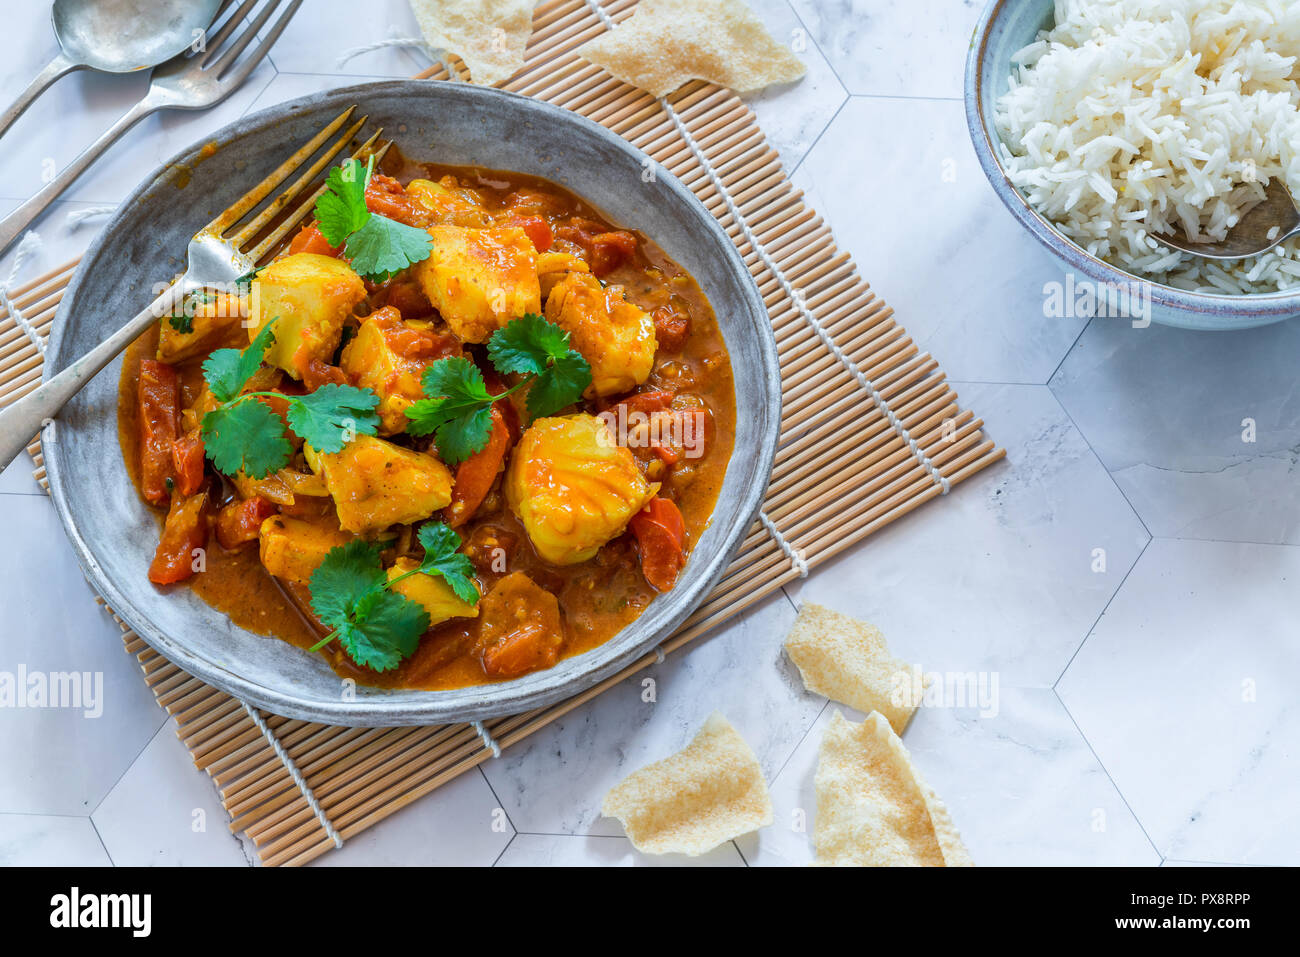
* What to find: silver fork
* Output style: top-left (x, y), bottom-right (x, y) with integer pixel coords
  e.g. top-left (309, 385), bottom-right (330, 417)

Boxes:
top-left (0, 106), bottom-right (387, 468)
top-left (0, 0), bottom-right (304, 257)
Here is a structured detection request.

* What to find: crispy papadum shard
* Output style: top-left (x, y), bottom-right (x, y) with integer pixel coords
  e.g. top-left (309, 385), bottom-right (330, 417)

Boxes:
top-left (409, 0), bottom-right (534, 86)
top-left (784, 603), bottom-right (929, 735)
top-left (601, 712), bottom-right (773, 856)
top-left (814, 711), bottom-right (973, 867)
top-left (576, 0), bottom-right (806, 98)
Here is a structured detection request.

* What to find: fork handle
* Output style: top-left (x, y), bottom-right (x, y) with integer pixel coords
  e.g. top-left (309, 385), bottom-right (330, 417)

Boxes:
top-left (0, 96), bottom-right (157, 258)
top-left (0, 280), bottom-right (189, 469)
top-left (0, 52), bottom-right (83, 143)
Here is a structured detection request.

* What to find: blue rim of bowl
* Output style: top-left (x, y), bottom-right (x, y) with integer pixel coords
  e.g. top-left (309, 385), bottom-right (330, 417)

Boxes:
top-left (965, 0), bottom-right (1300, 328)
top-left (42, 80), bottom-right (781, 726)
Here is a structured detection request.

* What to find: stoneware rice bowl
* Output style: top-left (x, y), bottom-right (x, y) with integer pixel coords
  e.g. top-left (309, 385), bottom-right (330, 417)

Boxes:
top-left (966, 0), bottom-right (1300, 330)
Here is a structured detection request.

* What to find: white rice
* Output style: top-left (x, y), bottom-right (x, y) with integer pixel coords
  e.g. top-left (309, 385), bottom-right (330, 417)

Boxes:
top-left (994, 0), bottom-right (1300, 294)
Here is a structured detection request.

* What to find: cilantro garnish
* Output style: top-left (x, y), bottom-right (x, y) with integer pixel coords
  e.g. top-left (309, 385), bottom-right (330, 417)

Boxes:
top-left (198, 319), bottom-right (381, 478)
top-left (307, 522), bottom-right (480, 671)
top-left (405, 314), bottom-right (591, 464)
top-left (403, 357), bottom-right (498, 465)
top-left (488, 313), bottom-right (593, 421)
top-left (312, 157), bottom-right (432, 282)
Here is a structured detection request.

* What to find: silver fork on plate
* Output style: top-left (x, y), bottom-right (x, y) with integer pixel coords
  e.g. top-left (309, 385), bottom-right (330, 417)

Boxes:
top-left (0, 0), bottom-right (304, 257)
top-left (0, 106), bottom-right (387, 467)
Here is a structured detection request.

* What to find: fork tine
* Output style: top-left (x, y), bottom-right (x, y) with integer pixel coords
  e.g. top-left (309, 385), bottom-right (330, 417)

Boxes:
top-left (198, 0), bottom-right (260, 67)
top-left (245, 136), bottom-right (391, 264)
top-left (226, 114), bottom-right (370, 249)
top-left (222, 0), bottom-right (304, 86)
top-left (205, 106), bottom-right (356, 235)
top-left (211, 0), bottom-right (286, 79)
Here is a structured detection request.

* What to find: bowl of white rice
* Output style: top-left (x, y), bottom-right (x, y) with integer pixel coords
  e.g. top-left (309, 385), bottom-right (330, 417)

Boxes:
top-left (967, 0), bottom-right (1300, 329)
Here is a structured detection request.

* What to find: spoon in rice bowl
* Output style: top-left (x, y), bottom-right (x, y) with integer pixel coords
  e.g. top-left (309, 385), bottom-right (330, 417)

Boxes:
top-left (1156, 179), bottom-right (1300, 260)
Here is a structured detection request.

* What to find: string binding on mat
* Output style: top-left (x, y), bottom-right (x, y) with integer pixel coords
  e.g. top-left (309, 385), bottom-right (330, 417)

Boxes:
top-left (335, 36), bottom-right (460, 80)
top-left (2, 232), bottom-right (47, 356)
top-left (759, 509), bottom-right (808, 578)
top-left (472, 720), bottom-right (501, 757)
top-left (240, 701), bottom-right (344, 849)
top-left (580, 0), bottom-right (949, 497)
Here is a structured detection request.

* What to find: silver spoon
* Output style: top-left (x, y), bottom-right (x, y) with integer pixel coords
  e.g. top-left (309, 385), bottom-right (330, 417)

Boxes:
top-left (1155, 179), bottom-right (1300, 260)
top-left (0, 0), bottom-right (223, 142)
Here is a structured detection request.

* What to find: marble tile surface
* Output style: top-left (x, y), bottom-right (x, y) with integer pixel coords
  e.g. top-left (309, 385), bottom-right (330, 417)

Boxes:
top-left (1058, 538), bottom-right (1300, 866)
top-left (0, 496), bottom-right (167, 817)
top-left (793, 96), bottom-right (1089, 384)
top-left (786, 0), bottom-right (985, 99)
top-left (785, 383), bottom-right (1149, 686)
top-left (0, 0), bottom-right (1294, 868)
top-left (740, 692), bottom-right (1160, 867)
top-left (496, 833), bottom-right (746, 867)
top-left (1051, 318), bottom-right (1300, 545)
top-left (0, 814), bottom-right (112, 866)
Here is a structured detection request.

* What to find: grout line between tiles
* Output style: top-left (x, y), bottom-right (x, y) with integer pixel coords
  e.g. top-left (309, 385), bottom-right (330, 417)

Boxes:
top-left (1053, 688), bottom-right (1164, 863)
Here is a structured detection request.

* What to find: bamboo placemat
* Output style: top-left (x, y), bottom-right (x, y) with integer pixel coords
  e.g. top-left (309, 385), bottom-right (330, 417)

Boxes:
top-left (0, 0), bottom-right (1005, 866)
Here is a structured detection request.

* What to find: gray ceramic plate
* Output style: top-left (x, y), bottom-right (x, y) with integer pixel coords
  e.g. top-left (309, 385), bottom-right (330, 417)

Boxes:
top-left (43, 80), bottom-right (779, 726)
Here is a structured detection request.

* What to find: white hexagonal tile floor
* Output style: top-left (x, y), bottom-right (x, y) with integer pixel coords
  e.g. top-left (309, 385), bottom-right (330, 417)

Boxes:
top-left (1051, 317), bottom-right (1300, 546)
top-left (792, 96), bottom-right (1090, 385)
top-left (786, 0), bottom-right (985, 99)
top-left (1058, 538), bottom-right (1300, 867)
top-left (784, 382), bottom-right (1150, 686)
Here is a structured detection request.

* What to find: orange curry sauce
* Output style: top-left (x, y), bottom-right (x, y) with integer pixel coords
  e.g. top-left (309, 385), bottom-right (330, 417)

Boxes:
top-left (117, 158), bottom-right (736, 690)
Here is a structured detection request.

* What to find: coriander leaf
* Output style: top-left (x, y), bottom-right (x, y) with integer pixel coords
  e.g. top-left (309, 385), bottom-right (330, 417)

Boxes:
top-left (203, 319), bottom-right (277, 404)
top-left (487, 313), bottom-right (573, 377)
top-left (200, 399), bottom-right (293, 479)
top-left (344, 214), bottom-right (433, 281)
top-left (405, 357), bottom-right (497, 464)
top-left (285, 383), bottom-right (381, 454)
top-left (309, 539), bottom-right (386, 626)
top-left (314, 158), bottom-right (370, 248)
top-left (526, 349), bottom-right (591, 420)
top-left (308, 538), bottom-right (435, 672)
top-left (168, 313), bottom-right (194, 334)
top-left (416, 523), bottom-right (480, 604)
top-left (337, 589), bottom-right (429, 672)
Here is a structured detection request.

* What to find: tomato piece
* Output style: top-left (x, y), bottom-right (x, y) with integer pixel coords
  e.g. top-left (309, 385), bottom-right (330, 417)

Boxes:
top-left (477, 572), bottom-right (565, 678)
top-left (297, 353), bottom-right (348, 391)
top-left (288, 223), bottom-right (342, 257)
top-left (615, 389), bottom-right (675, 417)
top-left (555, 221), bottom-right (637, 277)
top-left (510, 216), bottom-right (553, 252)
top-left (171, 428), bottom-right (206, 497)
top-left (651, 301), bottom-right (690, 352)
top-left (589, 231), bottom-right (637, 277)
top-left (364, 174), bottom-right (428, 226)
top-left (138, 359), bottom-right (180, 505)
top-left (445, 407), bottom-right (512, 528)
top-left (215, 496), bottom-right (277, 550)
top-left (630, 497), bottom-right (687, 592)
top-left (378, 279), bottom-right (434, 320)
top-left (148, 491), bottom-right (210, 585)
top-left (651, 443), bottom-right (680, 466)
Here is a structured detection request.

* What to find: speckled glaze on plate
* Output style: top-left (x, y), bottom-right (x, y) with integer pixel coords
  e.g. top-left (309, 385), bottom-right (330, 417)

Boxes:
top-left (966, 0), bottom-right (1300, 330)
top-left (42, 80), bottom-right (780, 726)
